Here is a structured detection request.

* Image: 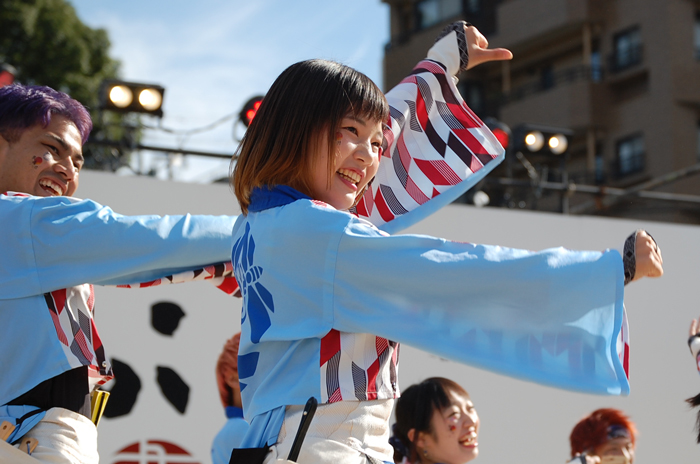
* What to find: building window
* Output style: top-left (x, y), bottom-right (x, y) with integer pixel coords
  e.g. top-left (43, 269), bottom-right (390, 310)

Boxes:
top-left (616, 134), bottom-right (645, 177)
top-left (416, 0), bottom-right (462, 30)
top-left (465, 0), bottom-right (480, 15)
top-left (612, 27), bottom-right (642, 72)
top-left (595, 154), bottom-right (605, 184)
top-left (590, 41), bottom-right (603, 82)
top-left (540, 65), bottom-right (554, 90)
top-left (694, 13), bottom-right (700, 59)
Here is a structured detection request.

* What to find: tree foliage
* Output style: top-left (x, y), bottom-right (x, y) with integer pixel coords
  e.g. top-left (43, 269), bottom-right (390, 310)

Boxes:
top-left (0, 0), bottom-right (133, 170)
top-left (0, 0), bottom-right (119, 111)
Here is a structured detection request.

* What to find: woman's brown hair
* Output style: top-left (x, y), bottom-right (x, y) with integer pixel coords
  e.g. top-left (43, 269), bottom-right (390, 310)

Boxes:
top-left (231, 59), bottom-right (389, 214)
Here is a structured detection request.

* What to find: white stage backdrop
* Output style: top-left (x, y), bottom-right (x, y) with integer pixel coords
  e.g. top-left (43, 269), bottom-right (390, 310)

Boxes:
top-left (77, 170), bottom-right (697, 464)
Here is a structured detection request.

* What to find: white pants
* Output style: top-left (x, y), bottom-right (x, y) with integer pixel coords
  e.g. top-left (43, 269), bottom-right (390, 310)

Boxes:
top-left (0, 408), bottom-right (98, 464)
top-left (264, 399), bottom-right (393, 464)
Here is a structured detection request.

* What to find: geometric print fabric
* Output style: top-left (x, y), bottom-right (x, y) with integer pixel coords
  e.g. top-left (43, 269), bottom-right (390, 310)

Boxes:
top-left (44, 283), bottom-right (112, 389)
top-left (354, 58), bottom-right (504, 228)
top-left (320, 329), bottom-right (399, 405)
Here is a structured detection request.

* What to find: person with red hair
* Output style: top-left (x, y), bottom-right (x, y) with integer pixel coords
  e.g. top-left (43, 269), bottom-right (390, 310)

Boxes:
top-left (569, 408), bottom-right (636, 464)
top-left (211, 333), bottom-right (249, 464)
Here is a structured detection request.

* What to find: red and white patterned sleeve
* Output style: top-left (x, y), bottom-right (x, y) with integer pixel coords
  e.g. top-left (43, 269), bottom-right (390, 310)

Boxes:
top-left (353, 21), bottom-right (504, 234)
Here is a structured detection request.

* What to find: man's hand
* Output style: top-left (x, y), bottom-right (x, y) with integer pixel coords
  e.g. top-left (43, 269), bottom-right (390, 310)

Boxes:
top-left (465, 24), bottom-right (513, 69)
top-left (631, 230), bottom-right (663, 281)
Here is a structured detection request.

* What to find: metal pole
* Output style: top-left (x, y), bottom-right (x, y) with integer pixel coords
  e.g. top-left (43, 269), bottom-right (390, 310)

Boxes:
top-left (568, 162), bottom-right (700, 214)
top-left (483, 164), bottom-right (700, 208)
top-left (85, 139), bottom-right (237, 160)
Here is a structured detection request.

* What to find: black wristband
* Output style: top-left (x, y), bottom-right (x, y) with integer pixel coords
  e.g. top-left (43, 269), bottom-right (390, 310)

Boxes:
top-left (622, 231), bottom-right (637, 285)
top-left (434, 21), bottom-right (472, 72)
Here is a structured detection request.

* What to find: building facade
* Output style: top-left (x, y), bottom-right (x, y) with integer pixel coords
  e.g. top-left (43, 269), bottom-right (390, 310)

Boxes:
top-left (383, 0), bottom-right (700, 223)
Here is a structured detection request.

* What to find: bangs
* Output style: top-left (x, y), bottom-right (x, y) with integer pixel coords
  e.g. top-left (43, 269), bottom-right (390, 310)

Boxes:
top-left (428, 377), bottom-right (470, 411)
top-left (339, 66), bottom-right (389, 125)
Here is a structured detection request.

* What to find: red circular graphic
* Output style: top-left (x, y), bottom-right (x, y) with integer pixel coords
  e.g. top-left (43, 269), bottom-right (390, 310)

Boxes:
top-left (112, 439), bottom-right (201, 464)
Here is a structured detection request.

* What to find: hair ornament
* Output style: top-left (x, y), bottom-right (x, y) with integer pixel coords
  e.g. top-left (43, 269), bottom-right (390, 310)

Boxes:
top-left (389, 423), bottom-right (409, 458)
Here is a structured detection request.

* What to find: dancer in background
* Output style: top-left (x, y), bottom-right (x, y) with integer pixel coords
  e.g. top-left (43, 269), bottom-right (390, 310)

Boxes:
top-left (390, 378), bottom-right (478, 464)
top-left (212, 333), bottom-right (249, 464)
top-left (568, 408), bottom-right (636, 464)
top-left (0, 84), bottom-right (238, 463)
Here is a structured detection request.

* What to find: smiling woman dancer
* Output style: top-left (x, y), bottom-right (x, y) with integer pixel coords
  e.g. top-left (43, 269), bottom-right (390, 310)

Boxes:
top-left (390, 378), bottom-right (479, 464)
top-left (229, 21), bottom-right (662, 464)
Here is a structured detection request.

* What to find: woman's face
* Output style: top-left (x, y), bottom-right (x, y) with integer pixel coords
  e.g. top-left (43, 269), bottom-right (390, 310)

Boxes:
top-left (418, 391), bottom-right (480, 464)
top-left (309, 114), bottom-right (383, 210)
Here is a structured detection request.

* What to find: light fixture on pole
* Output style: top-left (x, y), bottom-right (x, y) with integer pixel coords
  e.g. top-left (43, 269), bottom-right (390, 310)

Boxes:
top-left (238, 95), bottom-right (264, 127)
top-left (514, 124), bottom-right (572, 156)
top-left (99, 80), bottom-right (165, 117)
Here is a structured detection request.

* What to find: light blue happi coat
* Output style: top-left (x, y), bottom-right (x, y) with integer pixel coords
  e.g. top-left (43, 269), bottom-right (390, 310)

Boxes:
top-left (233, 186), bottom-right (626, 448)
top-left (233, 22), bottom-right (627, 451)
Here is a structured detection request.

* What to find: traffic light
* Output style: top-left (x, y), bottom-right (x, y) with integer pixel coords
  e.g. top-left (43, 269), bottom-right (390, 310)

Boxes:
top-left (0, 63), bottom-right (16, 88)
top-left (99, 79), bottom-right (165, 117)
top-left (512, 124), bottom-right (572, 156)
top-left (239, 95), bottom-right (264, 126)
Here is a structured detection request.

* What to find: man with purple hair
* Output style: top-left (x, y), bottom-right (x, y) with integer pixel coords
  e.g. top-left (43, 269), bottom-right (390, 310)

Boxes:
top-left (0, 84), bottom-right (238, 463)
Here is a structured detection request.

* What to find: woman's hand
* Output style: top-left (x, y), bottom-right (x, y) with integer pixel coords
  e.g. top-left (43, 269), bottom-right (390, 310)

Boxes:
top-left (631, 230), bottom-right (663, 281)
top-left (690, 317), bottom-right (700, 339)
top-left (465, 24), bottom-right (513, 69)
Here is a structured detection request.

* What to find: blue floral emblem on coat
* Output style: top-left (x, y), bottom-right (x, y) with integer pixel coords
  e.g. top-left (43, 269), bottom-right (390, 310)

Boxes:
top-left (233, 223), bottom-right (275, 343)
top-left (232, 223), bottom-right (275, 391)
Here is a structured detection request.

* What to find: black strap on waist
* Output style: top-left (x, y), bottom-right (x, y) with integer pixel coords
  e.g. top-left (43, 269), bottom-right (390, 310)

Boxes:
top-left (229, 446), bottom-right (270, 464)
top-left (7, 367), bottom-right (91, 418)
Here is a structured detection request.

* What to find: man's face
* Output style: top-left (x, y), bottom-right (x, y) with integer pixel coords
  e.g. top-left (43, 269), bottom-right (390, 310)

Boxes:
top-left (0, 115), bottom-right (83, 197)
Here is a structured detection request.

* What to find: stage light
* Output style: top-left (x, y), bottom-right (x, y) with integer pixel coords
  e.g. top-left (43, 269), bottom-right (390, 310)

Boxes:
top-left (548, 134), bottom-right (568, 155)
top-left (239, 95), bottom-right (264, 127)
top-left (484, 117), bottom-right (511, 150)
top-left (0, 63), bottom-right (16, 88)
top-left (138, 88), bottom-right (162, 111)
top-left (513, 124), bottom-right (572, 156)
top-left (100, 80), bottom-right (165, 117)
top-left (524, 131), bottom-right (544, 152)
top-left (109, 85), bottom-right (133, 108)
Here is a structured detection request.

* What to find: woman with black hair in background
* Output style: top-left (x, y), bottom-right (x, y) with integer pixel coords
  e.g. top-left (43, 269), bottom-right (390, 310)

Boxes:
top-left (390, 378), bottom-right (479, 464)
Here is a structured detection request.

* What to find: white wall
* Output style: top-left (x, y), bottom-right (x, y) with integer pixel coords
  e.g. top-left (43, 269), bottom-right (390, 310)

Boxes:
top-left (79, 170), bottom-right (698, 464)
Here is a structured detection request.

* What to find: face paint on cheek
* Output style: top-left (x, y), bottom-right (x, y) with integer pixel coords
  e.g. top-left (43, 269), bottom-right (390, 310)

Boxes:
top-left (449, 425), bottom-right (457, 432)
top-left (32, 156), bottom-right (43, 168)
top-left (336, 132), bottom-right (342, 144)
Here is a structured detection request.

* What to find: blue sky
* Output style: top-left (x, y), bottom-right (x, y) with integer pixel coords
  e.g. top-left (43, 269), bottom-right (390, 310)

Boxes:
top-left (68, 0), bottom-right (389, 182)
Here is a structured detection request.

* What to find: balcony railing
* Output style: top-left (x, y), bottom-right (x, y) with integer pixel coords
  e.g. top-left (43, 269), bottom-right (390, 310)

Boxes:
top-left (502, 64), bottom-right (602, 105)
top-left (607, 44), bottom-right (644, 74)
